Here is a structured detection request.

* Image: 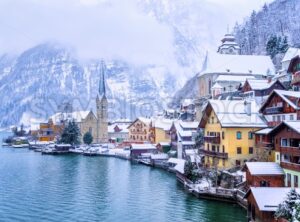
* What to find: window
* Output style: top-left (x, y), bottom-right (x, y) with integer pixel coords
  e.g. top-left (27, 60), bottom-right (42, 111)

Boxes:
top-left (212, 145), bottom-right (216, 152)
top-left (212, 117), bottom-right (214, 124)
top-left (235, 160), bottom-right (241, 166)
top-left (237, 147), bottom-right (242, 154)
top-left (207, 131), bottom-right (209, 136)
top-left (249, 147), bottom-right (253, 154)
top-left (276, 154), bottom-right (279, 161)
top-left (217, 146), bottom-right (220, 152)
top-left (281, 139), bottom-right (288, 147)
top-left (282, 115), bottom-right (286, 121)
top-left (248, 132), bottom-right (253, 139)
top-left (287, 173), bottom-right (291, 187)
top-left (272, 116), bottom-right (276, 122)
top-left (222, 145), bottom-right (225, 153)
top-left (290, 115), bottom-right (294, 121)
top-left (277, 115), bottom-right (281, 122)
top-left (207, 144), bottom-right (210, 151)
top-left (295, 175), bottom-right (299, 188)
top-left (222, 131), bottom-right (225, 140)
top-left (236, 131), bottom-right (242, 140)
top-left (260, 180), bottom-right (270, 187)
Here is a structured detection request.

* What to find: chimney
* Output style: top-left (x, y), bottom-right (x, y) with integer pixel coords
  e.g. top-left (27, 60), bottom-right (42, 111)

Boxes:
top-left (244, 100), bottom-right (251, 116)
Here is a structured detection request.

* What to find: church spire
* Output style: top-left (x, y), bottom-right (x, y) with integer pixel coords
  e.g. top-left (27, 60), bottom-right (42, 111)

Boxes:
top-left (98, 60), bottom-right (106, 98)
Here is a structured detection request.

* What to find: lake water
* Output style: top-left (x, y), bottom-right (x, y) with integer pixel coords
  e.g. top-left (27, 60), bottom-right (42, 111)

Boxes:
top-left (0, 132), bottom-right (246, 222)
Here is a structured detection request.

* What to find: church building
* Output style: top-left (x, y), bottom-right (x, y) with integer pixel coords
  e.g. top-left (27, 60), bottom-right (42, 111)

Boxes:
top-left (197, 32), bottom-right (275, 98)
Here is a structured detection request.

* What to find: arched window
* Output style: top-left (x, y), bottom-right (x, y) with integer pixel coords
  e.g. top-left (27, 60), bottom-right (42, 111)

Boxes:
top-left (236, 131), bottom-right (242, 140)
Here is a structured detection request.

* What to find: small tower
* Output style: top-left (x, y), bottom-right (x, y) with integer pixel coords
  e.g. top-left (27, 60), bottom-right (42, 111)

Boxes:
top-left (96, 60), bottom-right (108, 143)
top-left (217, 30), bottom-right (240, 55)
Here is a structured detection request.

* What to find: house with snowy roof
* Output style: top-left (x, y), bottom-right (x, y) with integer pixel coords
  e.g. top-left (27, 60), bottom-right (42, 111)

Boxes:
top-left (197, 32), bottom-right (275, 98)
top-left (241, 79), bottom-right (285, 105)
top-left (269, 121), bottom-right (300, 188)
top-left (243, 162), bottom-right (284, 189)
top-left (198, 34), bottom-right (275, 97)
top-left (108, 120), bottom-right (131, 143)
top-left (127, 117), bottom-right (153, 143)
top-left (273, 47), bottom-right (300, 83)
top-left (245, 187), bottom-right (300, 222)
top-left (287, 52), bottom-right (300, 91)
top-left (199, 100), bottom-right (267, 169)
top-left (151, 118), bottom-right (173, 145)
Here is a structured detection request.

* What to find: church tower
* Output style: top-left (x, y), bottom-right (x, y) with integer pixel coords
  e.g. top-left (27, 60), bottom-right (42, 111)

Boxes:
top-left (96, 60), bottom-right (108, 143)
top-left (217, 31), bottom-right (240, 55)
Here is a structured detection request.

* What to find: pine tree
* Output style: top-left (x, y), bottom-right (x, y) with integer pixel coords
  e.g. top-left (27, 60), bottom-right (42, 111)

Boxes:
top-left (293, 201), bottom-right (300, 222)
top-left (275, 189), bottom-right (300, 221)
top-left (266, 35), bottom-right (278, 58)
top-left (83, 131), bottom-right (93, 145)
top-left (60, 120), bottom-right (81, 146)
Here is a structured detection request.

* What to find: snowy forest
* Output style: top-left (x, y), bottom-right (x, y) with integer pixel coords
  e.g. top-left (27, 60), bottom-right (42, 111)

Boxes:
top-left (234, 0), bottom-right (300, 67)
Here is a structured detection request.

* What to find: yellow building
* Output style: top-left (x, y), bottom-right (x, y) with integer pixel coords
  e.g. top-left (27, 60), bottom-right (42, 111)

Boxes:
top-left (151, 118), bottom-right (173, 144)
top-left (199, 100), bottom-right (267, 169)
top-left (128, 117), bottom-right (152, 142)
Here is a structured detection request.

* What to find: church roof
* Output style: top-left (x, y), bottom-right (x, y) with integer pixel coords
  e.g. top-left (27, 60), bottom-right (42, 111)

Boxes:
top-left (198, 52), bottom-right (275, 77)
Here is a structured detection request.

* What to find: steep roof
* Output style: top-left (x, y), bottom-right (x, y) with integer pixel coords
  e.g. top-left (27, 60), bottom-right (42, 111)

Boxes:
top-left (269, 121), bottom-right (300, 135)
top-left (245, 187), bottom-right (300, 212)
top-left (127, 117), bottom-right (152, 129)
top-left (200, 100), bottom-right (267, 128)
top-left (152, 118), bottom-right (173, 131)
top-left (260, 90), bottom-right (300, 112)
top-left (245, 162), bottom-right (284, 175)
top-left (198, 52), bottom-right (274, 77)
top-left (245, 79), bottom-right (272, 90)
top-left (254, 128), bottom-right (273, 135)
top-left (282, 47), bottom-right (300, 62)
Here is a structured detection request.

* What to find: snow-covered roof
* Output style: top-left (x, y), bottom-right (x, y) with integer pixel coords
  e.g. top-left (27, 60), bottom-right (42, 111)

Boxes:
top-left (185, 149), bottom-right (198, 155)
top-left (131, 144), bottom-right (157, 150)
top-left (215, 75), bottom-right (256, 83)
top-left (282, 47), bottom-right (300, 62)
top-left (272, 90), bottom-right (300, 110)
top-left (157, 142), bottom-right (171, 146)
top-left (174, 159), bottom-right (186, 174)
top-left (199, 52), bottom-right (275, 77)
top-left (138, 117), bottom-right (152, 125)
top-left (245, 79), bottom-right (279, 90)
top-left (51, 111), bottom-right (92, 124)
top-left (206, 100), bottom-right (267, 128)
top-left (150, 153), bottom-right (168, 160)
top-left (181, 99), bottom-right (194, 107)
top-left (247, 187), bottom-right (300, 212)
top-left (167, 158), bottom-right (183, 164)
top-left (179, 121), bottom-right (199, 129)
top-left (255, 128), bottom-right (273, 135)
top-left (245, 162), bottom-right (284, 175)
top-left (270, 121), bottom-right (300, 135)
top-left (182, 141), bottom-right (195, 146)
top-left (152, 118), bottom-right (173, 131)
top-left (211, 82), bottom-right (223, 89)
top-left (108, 123), bottom-right (130, 133)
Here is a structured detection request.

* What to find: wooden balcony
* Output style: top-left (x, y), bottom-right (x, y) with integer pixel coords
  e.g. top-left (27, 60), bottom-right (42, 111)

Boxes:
top-left (204, 136), bottom-right (220, 144)
top-left (280, 146), bottom-right (300, 156)
top-left (256, 142), bottom-right (274, 150)
top-left (265, 106), bottom-right (283, 114)
top-left (281, 161), bottom-right (300, 171)
top-left (199, 148), bottom-right (228, 159)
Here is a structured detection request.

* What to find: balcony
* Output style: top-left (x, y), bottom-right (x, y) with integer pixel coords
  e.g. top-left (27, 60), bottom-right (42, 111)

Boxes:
top-left (280, 146), bottom-right (300, 156)
top-left (281, 161), bottom-right (300, 171)
top-left (265, 106), bottom-right (283, 114)
top-left (199, 149), bottom-right (228, 159)
top-left (204, 136), bottom-right (220, 144)
top-left (256, 142), bottom-right (274, 150)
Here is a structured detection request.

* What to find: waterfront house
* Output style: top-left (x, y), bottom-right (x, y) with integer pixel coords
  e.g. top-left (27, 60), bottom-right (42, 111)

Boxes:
top-left (245, 187), bottom-right (299, 222)
top-left (150, 153), bottom-right (169, 167)
top-left (241, 79), bottom-right (285, 105)
top-left (243, 162), bottom-right (284, 189)
top-left (199, 100), bottom-right (267, 169)
top-left (170, 120), bottom-right (198, 159)
top-left (128, 117), bottom-right (152, 142)
top-left (270, 121), bottom-right (300, 188)
top-left (130, 143), bottom-right (157, 159)
top-left (38, 119), bottom-right (64, 142)
top-left (108, 120), bottom-right (131, 143)
top-left (156, 142), bottom-right (171, 153)
top-left (259, 90), bottom-right (300, 127)
top-left (151, 118), bottom-right (173, 144)
top-left (198, 32), bottom-right (275, 98)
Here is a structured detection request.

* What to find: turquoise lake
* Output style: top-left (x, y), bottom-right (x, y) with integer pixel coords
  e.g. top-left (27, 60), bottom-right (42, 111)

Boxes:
top-left (0, 132), bottom-right (246, 222)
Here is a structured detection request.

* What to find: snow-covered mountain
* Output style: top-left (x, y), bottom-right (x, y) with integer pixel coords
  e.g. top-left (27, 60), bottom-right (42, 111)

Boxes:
top-left (0, 43), bottom-right (183, 127)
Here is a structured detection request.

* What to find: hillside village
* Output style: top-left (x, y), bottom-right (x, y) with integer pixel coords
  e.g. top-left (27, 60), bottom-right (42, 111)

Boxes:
top-left (4, 29), bottom-right (300, 221)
